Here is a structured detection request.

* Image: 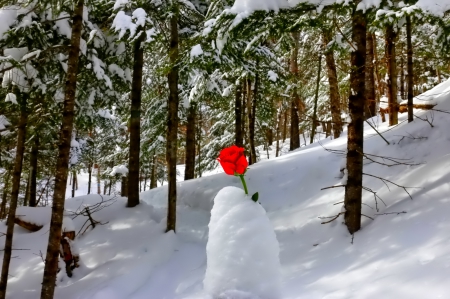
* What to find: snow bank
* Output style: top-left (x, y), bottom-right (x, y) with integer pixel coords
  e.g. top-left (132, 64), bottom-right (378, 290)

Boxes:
top-left (16, 206), bottom-right (51, 226)
top-left (204, 186), bottom-right (281, 299)
top-left (62, 217), bottom-right (75, 232)
top-left (400, 78), bottom-right (450, 106)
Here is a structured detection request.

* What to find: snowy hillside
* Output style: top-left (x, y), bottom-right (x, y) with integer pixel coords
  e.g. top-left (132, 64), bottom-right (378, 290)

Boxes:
top-left (4, 79), bottom-right (450, 298)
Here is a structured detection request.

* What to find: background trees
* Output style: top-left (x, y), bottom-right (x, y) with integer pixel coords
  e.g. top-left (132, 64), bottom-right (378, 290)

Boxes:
top-left (0, 0), bottom-right (449, 297)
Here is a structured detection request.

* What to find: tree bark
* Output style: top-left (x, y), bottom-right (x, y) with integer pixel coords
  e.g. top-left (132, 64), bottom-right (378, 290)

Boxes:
top-left (249, 75), bottom-right (258, 164)
top-left (372, 33), bottom-right (383, 103)
top-left (344, 3), bottom-right (366, 235)
top-left (0, 96), bottom-right (28, 299)
top-left (310, 53), bottom-right (322, 144)
top-left (87, 162), bottom-right (92, 194)
top-left (40, 1), bottom-right (84, 298)
top-left (282, 110), bottom-right (288, 142)
top-left (0, 170), bottom-right (10, 219)
top-left (323, 29), bottom-right (343, 138)
top-left (127, 28), bottom-right (145, 207)
top-left (166, 10), bottom-right (179, 233)
top-left (400, 52), bottom-right (405, 100)
top-left (365, 31), bottom-right (376, 119)
top-left (121, 176), bottom-right (128, 197)
top-left (276, 106), bottom-right (282, 157)
top-left (184, 102), bottom-right (196, 180)
top-left (386, 24), bottom-right (399, 126)
top-left (28, 136), bottom-right (39, 207)
top-left (97, 165), bottom-right (101, 194)
top-left (71, 170), bottom-right (76, 198)
top-left (290, 32), bottom-right (301, 150)
top-left (150, 154), bottom-right (157, 189)
top-left (406, 15), bottom-right (414, 123)
top-left (235, 82), bottom-right (243, 147)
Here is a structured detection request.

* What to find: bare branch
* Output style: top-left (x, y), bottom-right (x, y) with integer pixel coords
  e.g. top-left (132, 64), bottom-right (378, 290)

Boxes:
top-left (319, 212), bottom-right (344, 224)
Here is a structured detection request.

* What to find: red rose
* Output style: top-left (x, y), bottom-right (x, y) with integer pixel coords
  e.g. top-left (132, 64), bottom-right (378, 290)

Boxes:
top-left (217, 145), bottom-right (248, 175)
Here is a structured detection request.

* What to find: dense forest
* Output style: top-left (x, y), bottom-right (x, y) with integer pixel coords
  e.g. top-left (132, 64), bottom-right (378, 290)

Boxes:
top-left (0, 0), bottom-right (450, 298)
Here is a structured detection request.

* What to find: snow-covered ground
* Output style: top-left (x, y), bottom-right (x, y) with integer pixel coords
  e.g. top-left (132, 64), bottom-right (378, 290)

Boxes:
top-left (4, 79), bottom-right (450, 298)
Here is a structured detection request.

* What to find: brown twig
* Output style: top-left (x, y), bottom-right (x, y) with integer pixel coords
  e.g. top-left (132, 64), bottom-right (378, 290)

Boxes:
top-left (319, 212), bottom-right (344, 224)
top-left (375, 211), bottom-right (407, 216)
top-left (363, 172), bottom-right (419, 200)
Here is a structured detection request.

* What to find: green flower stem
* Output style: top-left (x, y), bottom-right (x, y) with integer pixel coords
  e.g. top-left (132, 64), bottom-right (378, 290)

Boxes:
top-left (239, 175), bottom-right (248, 195)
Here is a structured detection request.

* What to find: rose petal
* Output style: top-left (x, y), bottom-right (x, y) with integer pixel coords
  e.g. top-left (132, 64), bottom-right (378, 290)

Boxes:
top-left (235, 155), bottom-right (248, 175)
top-left (218, 160), bottom-right (236, 175)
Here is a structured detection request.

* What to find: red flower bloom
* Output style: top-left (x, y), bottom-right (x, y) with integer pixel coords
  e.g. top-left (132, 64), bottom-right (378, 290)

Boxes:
top-left (218, 145), bottom-right (248, 175)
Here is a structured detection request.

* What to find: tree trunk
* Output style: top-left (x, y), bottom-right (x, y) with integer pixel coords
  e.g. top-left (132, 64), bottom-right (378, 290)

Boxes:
top-left (386, 24), bottom-right (399, 126)
top-left (87, 163), bottom-right (92, 194)
top-left (121, 176), bottom-right (128, 197)
top-left (310, 53), bottom-right (323, 144)
top-left (290, 32), bottom-right (301, 150)
top-left (372, 33), bottom-right (383, 104)
top-left (323, 29), bottom-right (343, 138)
top-left (344, 3), bottom-right (366, 235)
top-left (406, 15), bottom-right (414, 123)
top-left (249, 75), bottom-right (258, 164)
top-left (71, 170), bottom-right (76, 198)
top-left (400, 52), bottom-right (405, 100)
top-left (97, 165), bottom-right (101, 194)
top-left (0, 170), bottom-right (10, 219)
top-left (282, 110), bottom-right (288, 142)
top-left (184, 102), bottom-right (196, 180)
top-left (235, 82), bottom-right (243, 147)
top-left (275, 106), bottom-right (282, 157)
top-left (40, 2), bottom-right (84, 298)
top-left (166, 10), bottom-right (179, 233)
top-left (0, 96), bottom-right (28, 299)
top-left (150, 155), bottom-right (157, 189)
top-left (290, 100), bottom-right (300, 150)
top-left (127, 27), bottom-right (145, 207)
top-left (365, 31), bottom-right (376, 119)
top-left (143, 172), bottom-right (147, 191)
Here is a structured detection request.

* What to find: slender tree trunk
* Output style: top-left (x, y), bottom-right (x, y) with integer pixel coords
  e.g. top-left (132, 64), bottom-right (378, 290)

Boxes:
top-left (282, 110), bottom-right (288, 142)
top-left (71, 171), bottom-right (76, 198)
top-left (143, 173), bottom-right (147, 191)
top-left (290, 32), bottom-right (301, 150)
top-left (235, 82), bottom-right (243, 147)
top-left (310, 53), bottom-right (323, 144)
top-left (344, 3), bottom-right (366, 235)
top-left (406, 15), bottom-right (414, 123)
top-left (166, 10), bottom-right (179, 233)
top-left (386, 24), bottom-right (399, 126)
top-left (24, 174), bottom-right (30, 207)
top-left (290, 100), bottom-right (300, 150)
top-left (276, 106), bottom-right (282, 157)
top-left (28, 135), bottom-right (38, 207)
top-left (127, 28), bottom-right (145, 207)
top-left (249, 75), bottom-right (258, 164)
top-left (184, 102), bottom-right (196, 180)
top-left (323, 29), bottom-right (343, 138)
top-left (372, 33), bottom-right (383, 101)
top-left (0, 170), bottom-right (11, 219)
top-left (241, 81), bottom-right (247, 147)
top-left (40, 2), bottom-right (84, 298)
top-left (0, 97), bottom-right (28, 299)
top-left (121, 176), bottom-right (128, 197)
top-left (150, 155), bottom-right (157, 189)
top-left (87, 162), bottom-right (92, 194)
top-left (400, 52), bottom-right (405, 100)
top-left (97, 165), bottom-right (101, 194)
top-left (365, 31), bottom-right (376, 119)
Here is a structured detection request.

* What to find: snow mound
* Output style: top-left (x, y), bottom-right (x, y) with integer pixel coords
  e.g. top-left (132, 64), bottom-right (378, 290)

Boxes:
top-left (204, 186), bottom-right (281, 299)
top-left (16, 206), bottom-right (51, 226)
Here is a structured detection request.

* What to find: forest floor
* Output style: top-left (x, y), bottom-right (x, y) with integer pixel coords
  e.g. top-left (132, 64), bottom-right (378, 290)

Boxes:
top-left (3, 79), bottom-right (450, 298)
